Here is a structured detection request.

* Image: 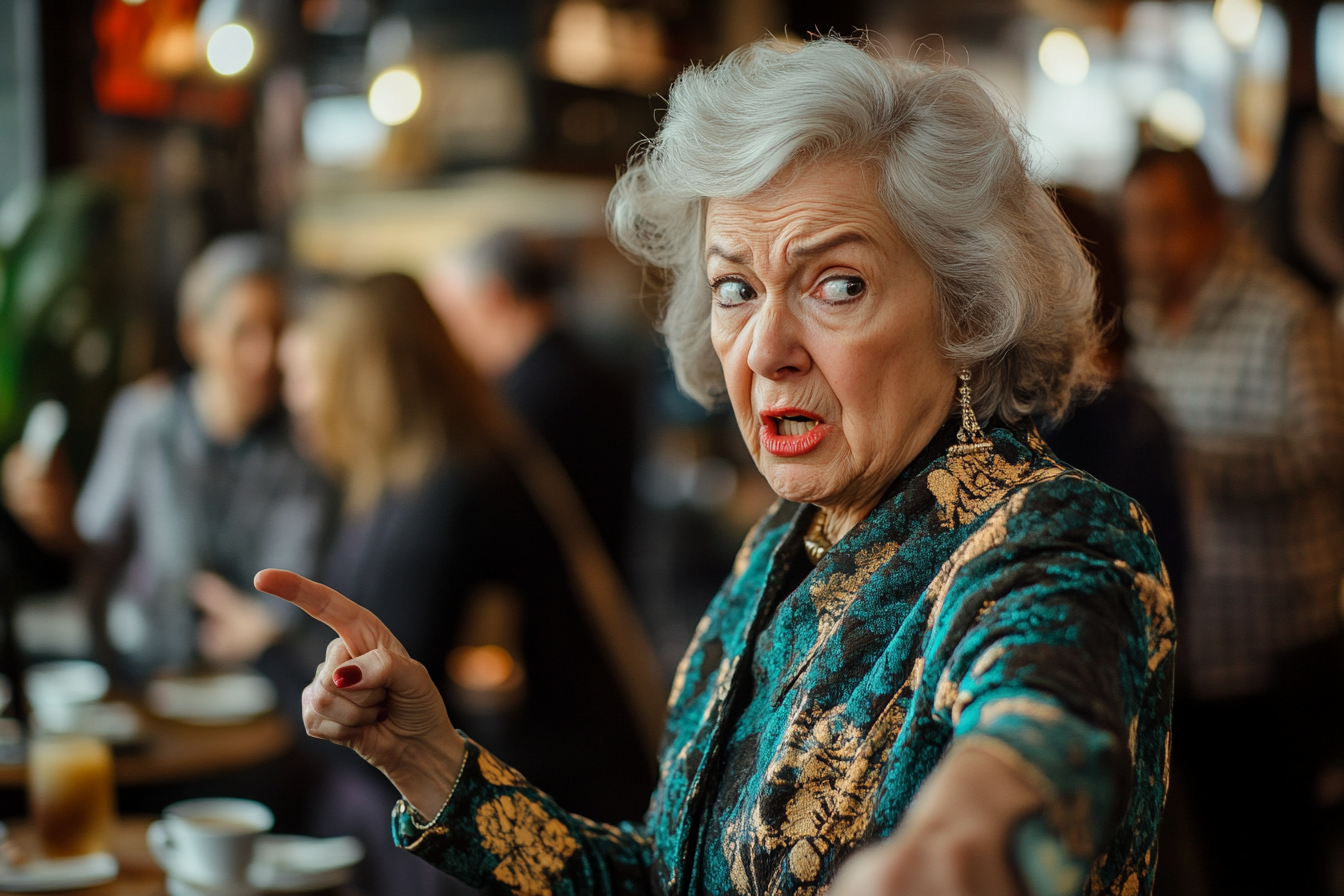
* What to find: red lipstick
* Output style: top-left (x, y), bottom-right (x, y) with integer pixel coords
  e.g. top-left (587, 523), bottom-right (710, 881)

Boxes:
top-left (759, 407), bottom-right (832, 457)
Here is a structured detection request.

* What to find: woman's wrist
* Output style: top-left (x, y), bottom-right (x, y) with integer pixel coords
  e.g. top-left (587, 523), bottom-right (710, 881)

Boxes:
top-left (389, 728), bottom-right (468, 820)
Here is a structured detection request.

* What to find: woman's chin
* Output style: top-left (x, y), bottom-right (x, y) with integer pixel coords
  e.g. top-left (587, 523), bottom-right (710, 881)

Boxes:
top-left (764, 469), bottom-right (837, 508)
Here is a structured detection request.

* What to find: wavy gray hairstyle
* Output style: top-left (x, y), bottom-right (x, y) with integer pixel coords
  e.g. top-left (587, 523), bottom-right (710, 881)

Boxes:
top-left (607, 37), bottom-right (1101, 422)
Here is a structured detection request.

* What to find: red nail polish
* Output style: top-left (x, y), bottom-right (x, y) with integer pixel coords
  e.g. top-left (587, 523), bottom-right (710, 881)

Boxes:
top-left (333, 665), bottom-right (362, 688)
top-left (376, 706), bottom-right (388, 723)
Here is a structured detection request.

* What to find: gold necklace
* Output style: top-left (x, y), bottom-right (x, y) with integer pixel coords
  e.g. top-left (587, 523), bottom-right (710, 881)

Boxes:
top-left (804, 508), bottom-right (832, 563)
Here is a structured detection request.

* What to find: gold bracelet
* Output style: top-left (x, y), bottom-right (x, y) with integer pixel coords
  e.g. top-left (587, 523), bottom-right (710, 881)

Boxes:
top-left (408, 750), bottom-right (468, 831)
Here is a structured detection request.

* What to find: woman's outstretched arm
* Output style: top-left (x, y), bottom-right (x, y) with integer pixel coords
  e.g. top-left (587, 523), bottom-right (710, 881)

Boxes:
top-left (255, 569), bottom-right (657, 895)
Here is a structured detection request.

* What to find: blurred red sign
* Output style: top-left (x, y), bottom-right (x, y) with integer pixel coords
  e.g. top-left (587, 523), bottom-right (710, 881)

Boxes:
top-left (92, 0), bottom-right (251, 126)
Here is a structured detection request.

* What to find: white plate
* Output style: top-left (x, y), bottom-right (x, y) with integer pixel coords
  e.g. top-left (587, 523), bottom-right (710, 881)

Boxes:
top-left (32, 701), bottom-right (143, 745)
top-left (0, 852), bottom-right (118, 891)
top-left (149, 823), bottom-right (362, 894)
top-left (146, 674), bottom-right (277, 725)
top-left (165, 876), bottom-right (254, 896)
top-left (249, 835), bottom-right (364, 892)
top-left (24, 662), bottom-right (108, 711)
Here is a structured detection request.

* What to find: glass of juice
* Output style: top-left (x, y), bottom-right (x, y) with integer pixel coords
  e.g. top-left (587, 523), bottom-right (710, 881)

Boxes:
top-left (27, 735), bottom-right (116, 857)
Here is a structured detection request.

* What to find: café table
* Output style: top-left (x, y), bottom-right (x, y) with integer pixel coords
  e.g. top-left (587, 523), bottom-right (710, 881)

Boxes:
top-left (2, 816), bottom-right (362, 895)
top-left (3, 815), bottom-right (163, 895)
top-left (0, 710), bottom-right (292, 789)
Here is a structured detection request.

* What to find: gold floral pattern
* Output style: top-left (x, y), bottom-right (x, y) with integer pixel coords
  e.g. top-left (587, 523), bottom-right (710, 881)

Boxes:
top-left (923, 491), bottom-right (1026, 631)
top-left (808, 543), bottom-right (898, 618)
top-left (722, 659), bottom-right (923, 894)
top-left (476, 794), bottom-right (580, 896)
top-left (479, 748), bottom-right (529, 788)
top-left (1131, 568), bottom-right (1175, 674)
top-left (774, 543), bottom-right (900, 693)
top-left (927, 452), bottom-right (1058, 530)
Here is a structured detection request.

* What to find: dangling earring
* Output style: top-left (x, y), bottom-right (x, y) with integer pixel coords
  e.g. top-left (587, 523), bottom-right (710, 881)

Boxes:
top-left (949, 368), bottom-right (993, 457)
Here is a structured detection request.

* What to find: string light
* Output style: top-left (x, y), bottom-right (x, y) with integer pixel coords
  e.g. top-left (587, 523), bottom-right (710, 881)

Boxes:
top-left (1039, 28), bottom-right (1090, 86)
top-left (205, 23), bottom-right (254, 76)
top-left (1213, 0), bottom-right (1263, 50)
top-left (1150, 88), bottom-right (1206, 147)
top-left (368, 67), bottom-right (422, 125)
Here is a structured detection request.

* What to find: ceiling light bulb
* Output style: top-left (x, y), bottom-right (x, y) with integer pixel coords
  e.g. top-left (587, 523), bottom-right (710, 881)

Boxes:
top-left (1039, 28), bottom-right (1090, 86)
top-left (368, 67), bottom-right (422, 126)
top-left (1214, 0), bottom-right (1263, 50)
top-left (206, 23), bottom-right (254, 76)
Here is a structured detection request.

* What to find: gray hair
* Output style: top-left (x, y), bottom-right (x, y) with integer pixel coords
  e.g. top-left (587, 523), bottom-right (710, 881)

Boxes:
top-left (607, 37), bottom-right (1102, 422)
top-left (178, 233), bottom-right (284, 323)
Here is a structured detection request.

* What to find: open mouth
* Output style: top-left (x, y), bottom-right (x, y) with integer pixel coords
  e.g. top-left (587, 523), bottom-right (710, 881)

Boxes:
top-left (775, 415), bottom-right (819, 436)
top-left (759, 408), bottom-right (830, 457)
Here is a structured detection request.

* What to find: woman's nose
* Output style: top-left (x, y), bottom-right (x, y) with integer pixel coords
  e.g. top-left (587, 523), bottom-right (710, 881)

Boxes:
top-left (746, 299), bottom-right (810, 380)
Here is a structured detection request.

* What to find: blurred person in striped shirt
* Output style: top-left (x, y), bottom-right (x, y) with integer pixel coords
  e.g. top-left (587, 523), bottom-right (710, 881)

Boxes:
top-left (1123, 147), bottom-right (1344, 896)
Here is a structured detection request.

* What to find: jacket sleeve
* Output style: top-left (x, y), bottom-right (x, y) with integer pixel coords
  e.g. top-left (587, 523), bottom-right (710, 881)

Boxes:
top-left (392, 734), bottom-right (657, 895)
top-left (929, 479), bottom-right (1175, 894)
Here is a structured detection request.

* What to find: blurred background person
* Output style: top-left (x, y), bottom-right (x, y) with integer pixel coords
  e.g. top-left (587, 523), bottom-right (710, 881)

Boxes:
top-left (1, 233), bottom-right (335, 678)
top-left (1043, 185), bottom-right (1199, 894)
top-left (1122, 146), bottom-right (1344, 896)
top-left (1043, 186), bottom-right (1188, 598)
top-left (280, 271), bottom-right (653, 894)
top-left (427, 230), bottom-right (638, 572)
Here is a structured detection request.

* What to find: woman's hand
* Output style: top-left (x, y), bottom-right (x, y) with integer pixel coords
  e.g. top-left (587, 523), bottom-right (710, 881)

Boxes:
top-left (829, 744), bottom-right (1040, 896)
top-left (254, 569), bottom-right (465, 817)
top-left (193, 572), bottom-right (282, 665)
top-left (2, 447), bottom-right (80, 555)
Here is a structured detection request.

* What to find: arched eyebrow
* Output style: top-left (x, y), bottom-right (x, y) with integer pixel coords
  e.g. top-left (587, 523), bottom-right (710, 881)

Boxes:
top-left (705, 231), bottom-right (870, 266)
top-left (705, 244), bottom-right (750, 265)
top-left (789, 231), bottom-right (869, 261)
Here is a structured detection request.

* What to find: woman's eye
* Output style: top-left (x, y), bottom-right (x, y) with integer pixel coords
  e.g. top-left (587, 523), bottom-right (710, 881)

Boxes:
top-left (817, 276), bottom-right (865, 302)
top-left (712, 279), bottom-right (757, 306)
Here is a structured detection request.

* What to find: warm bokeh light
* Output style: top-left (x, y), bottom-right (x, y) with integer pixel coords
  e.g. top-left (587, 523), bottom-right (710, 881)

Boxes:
top-left (1150, 88), bottom-right (1206, 147)
top-left (447, 645), bottom-right (517, 691)
top-left (547, 0), bottom-right (613, 87)
top-left (205, 23), bottom-right (254, 76)
top-left (1214, 0), bottom-right (1263, 50)
top-left (1038, 28), bottom-right (1090, 86)
top-left (368, 67), bottom-right (422, 126)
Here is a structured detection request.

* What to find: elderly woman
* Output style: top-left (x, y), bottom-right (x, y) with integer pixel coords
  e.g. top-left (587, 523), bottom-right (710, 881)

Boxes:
top-left (258, 38), bottom-right (1173, 896)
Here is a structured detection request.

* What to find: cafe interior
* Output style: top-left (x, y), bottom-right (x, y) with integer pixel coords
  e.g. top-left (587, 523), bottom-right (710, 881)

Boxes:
top-left (0, 0), bottom-right (1342, 893)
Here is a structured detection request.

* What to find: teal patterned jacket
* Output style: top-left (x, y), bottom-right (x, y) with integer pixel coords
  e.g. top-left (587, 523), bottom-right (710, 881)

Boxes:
top-left (391, 420), bottom-right (1175, 896)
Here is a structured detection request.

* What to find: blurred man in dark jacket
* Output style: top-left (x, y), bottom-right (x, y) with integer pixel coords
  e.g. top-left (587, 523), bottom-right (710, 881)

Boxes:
top-left (427, 231), bottom-right (637, 571)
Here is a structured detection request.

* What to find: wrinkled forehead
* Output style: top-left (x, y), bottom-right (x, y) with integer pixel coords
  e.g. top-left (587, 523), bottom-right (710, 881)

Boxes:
top-left (702, 160), bottom-right (896, 259)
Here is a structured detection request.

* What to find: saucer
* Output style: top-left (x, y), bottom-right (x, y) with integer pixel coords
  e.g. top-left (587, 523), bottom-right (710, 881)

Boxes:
top-left (165, 876), bottom-right (254, 896)
top-left (146, 673), bottom-right (276, 725)
top-left (149, 821), bottom-right (363, 894)
top-left (0, 852), bottom-right (118, 892)
top-left (249, 835), bottom-right (363, 892)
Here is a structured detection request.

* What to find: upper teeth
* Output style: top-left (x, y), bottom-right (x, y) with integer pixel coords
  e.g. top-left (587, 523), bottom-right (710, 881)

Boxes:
top-left (778, 417), bottom-right (817, 436)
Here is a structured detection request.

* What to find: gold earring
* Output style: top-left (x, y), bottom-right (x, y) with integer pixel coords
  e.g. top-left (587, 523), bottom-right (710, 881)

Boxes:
top-left (949, 368), bottom-right (993, 457)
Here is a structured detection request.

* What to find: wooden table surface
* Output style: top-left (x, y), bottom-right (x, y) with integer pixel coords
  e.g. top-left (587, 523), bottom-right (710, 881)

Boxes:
top-left (0, 711), bottom-right (292, 789)
top-left (4, 816), bottom-right (164, 895)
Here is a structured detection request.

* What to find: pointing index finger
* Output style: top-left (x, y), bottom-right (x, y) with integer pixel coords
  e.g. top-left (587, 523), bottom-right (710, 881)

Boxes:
top-left (254, 569), bottom-right (389, 656)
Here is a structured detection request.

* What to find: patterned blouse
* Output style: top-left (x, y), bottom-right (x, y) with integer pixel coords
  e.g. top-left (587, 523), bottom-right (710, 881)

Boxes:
top-left (391, 420), bottom-right (1175, 896)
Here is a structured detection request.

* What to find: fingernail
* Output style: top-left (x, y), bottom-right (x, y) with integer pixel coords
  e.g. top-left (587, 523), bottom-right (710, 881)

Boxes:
top-left (333, 665), bottom-right (362, 688)
top-left (376, 706), bottom-right (388, 723)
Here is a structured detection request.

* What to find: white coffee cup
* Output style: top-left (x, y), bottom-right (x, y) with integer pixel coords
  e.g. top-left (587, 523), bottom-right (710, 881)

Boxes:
top-left (148, 798), bottom-right (274, 886)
